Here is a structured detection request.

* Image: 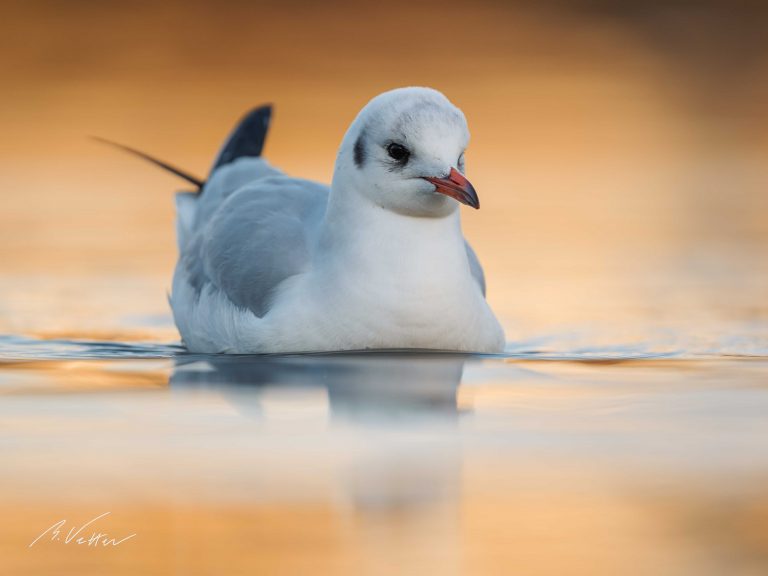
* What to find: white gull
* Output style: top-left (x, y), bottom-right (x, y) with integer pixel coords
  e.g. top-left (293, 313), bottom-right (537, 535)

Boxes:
top-left (120, 87), bottom-right (506, 353)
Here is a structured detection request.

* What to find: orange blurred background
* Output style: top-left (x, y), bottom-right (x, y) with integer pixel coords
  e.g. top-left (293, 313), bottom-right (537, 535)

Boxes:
top-left (1, 0), bottom-right (767, 336)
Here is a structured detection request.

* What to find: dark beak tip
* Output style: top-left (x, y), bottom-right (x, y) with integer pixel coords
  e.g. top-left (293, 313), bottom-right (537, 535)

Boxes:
top-left (465, 185), bottom-right (480, 210)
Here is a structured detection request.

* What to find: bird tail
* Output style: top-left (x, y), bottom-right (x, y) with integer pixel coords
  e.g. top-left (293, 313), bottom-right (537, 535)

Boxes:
top-left (175, 192), bottom-right (198, 251)
top-left (93, 104), bottom-right (273, 251)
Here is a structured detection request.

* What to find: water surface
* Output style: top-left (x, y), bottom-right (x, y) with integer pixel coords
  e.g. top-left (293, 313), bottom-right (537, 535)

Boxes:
top-left (2, 327), bottom-right (767, 575)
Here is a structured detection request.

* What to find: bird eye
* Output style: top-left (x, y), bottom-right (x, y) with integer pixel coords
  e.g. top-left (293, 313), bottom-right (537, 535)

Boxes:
top-left (457, 152), bottom-right (465, 171)
top-left (386, 143), bottom-right (410, 162)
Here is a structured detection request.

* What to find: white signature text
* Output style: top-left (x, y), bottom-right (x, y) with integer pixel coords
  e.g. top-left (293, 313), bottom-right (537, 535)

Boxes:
top-left (29, 512), bottom-right (136, 548)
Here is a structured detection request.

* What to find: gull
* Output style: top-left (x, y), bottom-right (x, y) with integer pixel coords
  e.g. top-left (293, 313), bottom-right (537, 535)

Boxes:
top-left (105, 87), bottom-right (505, 353)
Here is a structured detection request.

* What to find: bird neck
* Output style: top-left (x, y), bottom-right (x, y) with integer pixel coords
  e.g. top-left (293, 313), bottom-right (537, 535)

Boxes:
top-left (319, 185), bottom-right (468, 278)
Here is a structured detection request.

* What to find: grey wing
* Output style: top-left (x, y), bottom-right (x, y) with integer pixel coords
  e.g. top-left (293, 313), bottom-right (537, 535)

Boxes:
top-left (181, 176), bottom-right (329, 317)
top-left (465, 241), bottom-right (486, 296)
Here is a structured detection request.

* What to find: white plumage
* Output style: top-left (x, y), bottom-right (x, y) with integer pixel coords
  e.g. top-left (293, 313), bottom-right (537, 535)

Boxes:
top-left (170, 87), bottom-right (505, 353)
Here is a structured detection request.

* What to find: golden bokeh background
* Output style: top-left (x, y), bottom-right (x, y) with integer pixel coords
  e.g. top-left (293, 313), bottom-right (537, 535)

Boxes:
top-left (2, 0), bottom-right (767, 338)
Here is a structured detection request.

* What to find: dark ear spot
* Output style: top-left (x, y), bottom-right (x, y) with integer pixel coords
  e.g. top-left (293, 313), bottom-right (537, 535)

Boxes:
top-left (353, 132), bottom-right (366, 168)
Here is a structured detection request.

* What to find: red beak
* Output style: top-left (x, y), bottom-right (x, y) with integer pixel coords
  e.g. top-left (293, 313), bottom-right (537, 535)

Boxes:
top-left (423, 168), bottom-right (479, 209)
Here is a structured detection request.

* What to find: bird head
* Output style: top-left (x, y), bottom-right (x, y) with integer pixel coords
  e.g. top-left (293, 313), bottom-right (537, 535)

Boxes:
top-left (334, 87), bottom-right (478, 218)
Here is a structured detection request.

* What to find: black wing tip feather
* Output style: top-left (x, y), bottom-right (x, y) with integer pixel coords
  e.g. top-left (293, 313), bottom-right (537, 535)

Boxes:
top-left (211, 104), bottom-right (273, 172)
top-left (90, 136), bottom-right (205, 189)
top-left (90, 102), bottom-right (273, 194)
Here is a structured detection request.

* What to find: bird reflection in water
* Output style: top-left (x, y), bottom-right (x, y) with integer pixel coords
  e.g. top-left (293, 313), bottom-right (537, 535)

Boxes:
top-left (169, 352), bottom-right (467, 513)
top-left (170, 351), bottom-right (466, 421)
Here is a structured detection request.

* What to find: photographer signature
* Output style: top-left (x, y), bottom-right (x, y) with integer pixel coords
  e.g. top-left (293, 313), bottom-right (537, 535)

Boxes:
top-left (29, 512), bottom-right (136, 548)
